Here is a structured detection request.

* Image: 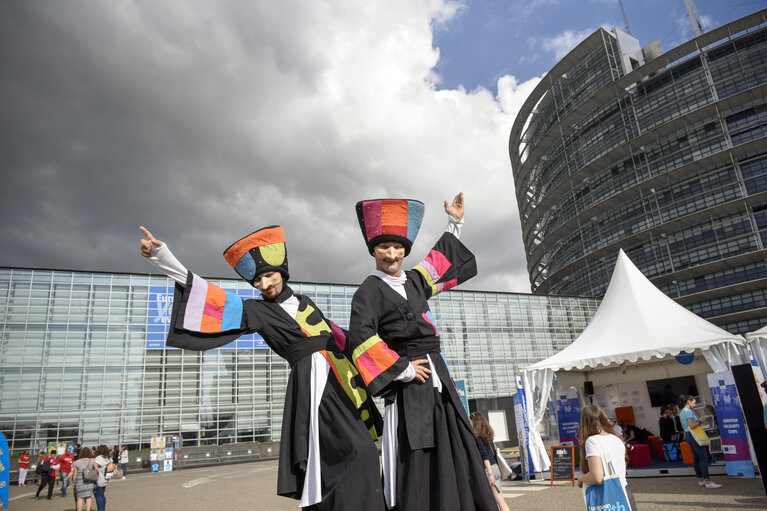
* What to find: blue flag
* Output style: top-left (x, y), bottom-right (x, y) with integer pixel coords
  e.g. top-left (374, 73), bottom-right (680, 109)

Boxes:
top-left (0, 431), bottom-right (9, 509)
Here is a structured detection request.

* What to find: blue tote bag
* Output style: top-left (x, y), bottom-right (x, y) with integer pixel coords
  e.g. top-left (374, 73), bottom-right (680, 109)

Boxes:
top-left (583, 438), bottom-right (633, 511)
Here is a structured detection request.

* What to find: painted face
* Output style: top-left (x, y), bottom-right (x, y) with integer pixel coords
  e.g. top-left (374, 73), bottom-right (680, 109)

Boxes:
top-left (254, 271), bottom-right (283, 300)
top-left (373, 242), bottom-right (406, 276)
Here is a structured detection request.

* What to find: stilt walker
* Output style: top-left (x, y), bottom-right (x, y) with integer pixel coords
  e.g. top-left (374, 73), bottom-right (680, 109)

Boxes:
top-left (346, 194), bottom-right (497, 511)
top-left (139, 225), bottom-right (385, 511)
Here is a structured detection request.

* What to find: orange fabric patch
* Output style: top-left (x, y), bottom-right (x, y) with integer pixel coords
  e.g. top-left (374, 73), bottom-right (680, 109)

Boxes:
top-left (381, 200), bottom-right (408, 237)
top-left (200, 284), bottom-right (227, 332)
top-left (356, 343), bottom-right (397, 385)
top-left (224, 226), bottom-right (286, 268)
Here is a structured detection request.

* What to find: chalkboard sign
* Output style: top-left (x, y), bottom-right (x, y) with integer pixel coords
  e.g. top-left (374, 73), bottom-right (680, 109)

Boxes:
top-left (550, 445), bottom-right (575, 486)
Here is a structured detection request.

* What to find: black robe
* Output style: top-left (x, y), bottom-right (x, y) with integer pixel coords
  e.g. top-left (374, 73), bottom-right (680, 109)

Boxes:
top-left (346, 233), bottom-right (496, 511)
top-left (166, 272), bottom-right (384, 510)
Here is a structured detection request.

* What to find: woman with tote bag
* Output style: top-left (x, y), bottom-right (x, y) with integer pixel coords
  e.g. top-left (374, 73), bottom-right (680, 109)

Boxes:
top-left (576, 405), bottom-right (637, 511)
top-left (680, 395), bottom-right (721, 489)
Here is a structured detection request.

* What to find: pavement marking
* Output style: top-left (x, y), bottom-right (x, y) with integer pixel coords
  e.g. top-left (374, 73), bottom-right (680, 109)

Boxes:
top-left (182, 464), bottom-right (276, 488)
top-left (502, 492), bottom-right (526, 499)
top-left (9, 492), bottom-right (35, 501)
top-left (501, 485), bottom-right (548, 491)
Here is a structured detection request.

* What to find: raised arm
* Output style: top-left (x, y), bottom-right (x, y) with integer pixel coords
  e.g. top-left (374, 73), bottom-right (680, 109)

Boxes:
top-left (444, 191), bottom-right (465, 221)
top-left (139, 226), bottom-right (189, 285)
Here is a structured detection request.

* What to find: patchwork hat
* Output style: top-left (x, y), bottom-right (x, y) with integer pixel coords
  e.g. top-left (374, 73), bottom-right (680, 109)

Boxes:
top-left (223, 225), bottom-right (289, 284)
top-left (355, 199), bottom-right (425, 256)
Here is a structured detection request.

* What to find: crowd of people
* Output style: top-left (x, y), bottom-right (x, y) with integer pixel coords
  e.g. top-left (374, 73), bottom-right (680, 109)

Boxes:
top-left (22, 444), bottom-right (129, 510)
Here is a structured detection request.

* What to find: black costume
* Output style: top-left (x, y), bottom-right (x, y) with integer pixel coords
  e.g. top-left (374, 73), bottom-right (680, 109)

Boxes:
top-left (348, 198), bottom-right (496, 511)
top-left (149, 226), bottom-right (384, 511)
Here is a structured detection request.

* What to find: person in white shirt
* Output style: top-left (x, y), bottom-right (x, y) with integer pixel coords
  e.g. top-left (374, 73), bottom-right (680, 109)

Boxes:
top-left (577, 405), bottom-right (637, 510)
top-left (93, 445), bottom-right (113, 511)
top-left (119, 446), bottom-right (129, 480)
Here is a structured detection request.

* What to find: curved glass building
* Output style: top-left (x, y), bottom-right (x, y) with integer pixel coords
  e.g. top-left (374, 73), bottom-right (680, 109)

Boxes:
top-left (509, 10), bottom-right (767, 334)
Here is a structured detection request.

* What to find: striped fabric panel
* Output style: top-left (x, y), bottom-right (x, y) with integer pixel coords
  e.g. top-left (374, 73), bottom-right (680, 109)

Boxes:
top-left (183, 274), bottom-right (244, 333)
top-left (321, 350), bottom-right (379, 440)
top-left (413, 265), bottom-right (438, 297)
top-left (352, 335), bottom-right (399, 386)
top-left (414, 249), bottom-right (456, 296)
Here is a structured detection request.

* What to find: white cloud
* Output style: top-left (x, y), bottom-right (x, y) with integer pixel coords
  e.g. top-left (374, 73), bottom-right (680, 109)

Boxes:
top-left (0, 0), bottom-right (535, 294)
top-left (535, 27), bottom-right (601, 60)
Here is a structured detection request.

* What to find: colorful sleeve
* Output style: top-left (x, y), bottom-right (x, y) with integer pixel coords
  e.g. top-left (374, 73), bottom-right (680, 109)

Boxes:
top-left (165, 272), bottom-right (259, 351)
top-left (347, 283), bottom-right (409, 397)
top-left (412, 231), bottom-right (477, 299)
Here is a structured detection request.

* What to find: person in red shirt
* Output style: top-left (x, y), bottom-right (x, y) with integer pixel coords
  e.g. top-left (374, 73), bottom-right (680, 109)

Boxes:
top-left (59, 450), bottom-right (76, 497)
top-left (34, 449), bottom-right (61, 500)
top-left (18, 449), bottom-right (30, 486)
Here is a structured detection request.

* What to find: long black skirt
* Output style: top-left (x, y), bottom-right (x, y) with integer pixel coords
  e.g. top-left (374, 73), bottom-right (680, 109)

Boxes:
top-left (280, 356), bottom-right (385, 511)
top-left (392, 383), bottom-right (497, 511)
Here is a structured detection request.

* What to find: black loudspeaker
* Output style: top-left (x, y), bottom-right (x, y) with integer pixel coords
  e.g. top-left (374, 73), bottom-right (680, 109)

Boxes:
top-left (584, 381), bottom-right (594, 396)
top-left (731, 364), bottom-right (767, 496)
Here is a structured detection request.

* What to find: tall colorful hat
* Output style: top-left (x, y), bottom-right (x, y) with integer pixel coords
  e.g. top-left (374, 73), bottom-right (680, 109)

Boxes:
top-left (223, 225), bottom-right (289, 284)
top-left (355, 199), bottom-right (425, 256)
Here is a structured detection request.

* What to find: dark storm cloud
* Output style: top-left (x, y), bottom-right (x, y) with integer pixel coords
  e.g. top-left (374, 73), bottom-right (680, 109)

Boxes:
top-left (0, 0), bottom-right (533, 293)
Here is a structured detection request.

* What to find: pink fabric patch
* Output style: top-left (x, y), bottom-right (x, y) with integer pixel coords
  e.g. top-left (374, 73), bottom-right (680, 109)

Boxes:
top-left (358, 352), bottom-right (382, 378)
top-left (421, 313), bottom-right (438, 335)
top-left (438, 278), bottom-right (458, 293)
top-left (203, 302), bottom-right (224, 320)
top-left (329, 321), bottom-right (346, 351)
top-left (363, 201), bottom-right (382, 241)
top-left (423, 250), bottom-right (451, 279)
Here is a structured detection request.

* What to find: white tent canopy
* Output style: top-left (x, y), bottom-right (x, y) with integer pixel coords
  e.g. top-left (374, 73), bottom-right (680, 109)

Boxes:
top-left (525, 250), bottom-right (745, 373)
top-left (519, 249), bottom-right (747, 473)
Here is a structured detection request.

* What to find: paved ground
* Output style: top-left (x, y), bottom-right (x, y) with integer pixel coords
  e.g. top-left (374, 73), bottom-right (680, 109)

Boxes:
top-left (5, 460), bottom-right (766, 510)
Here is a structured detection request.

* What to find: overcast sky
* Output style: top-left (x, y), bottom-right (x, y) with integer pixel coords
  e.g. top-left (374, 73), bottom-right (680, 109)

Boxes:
top-left (1, 1), bottom-right (762, 293)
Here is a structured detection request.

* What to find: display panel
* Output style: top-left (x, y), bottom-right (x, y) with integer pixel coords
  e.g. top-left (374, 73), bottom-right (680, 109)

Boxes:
top-left (646, 375), bottom-right (698, 407)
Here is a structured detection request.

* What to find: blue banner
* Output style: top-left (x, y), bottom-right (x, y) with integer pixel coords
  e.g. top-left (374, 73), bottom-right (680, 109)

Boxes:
top-left (707, 371), bottom-right (754, 477)
top-left (146, 285), bottom-right (267, 349)
top-left (515, 376), bottom-right (533, 480)
top-left (0, 431), bottom-right (8, 510)
top-left (454, 379), bottom-right (470, 418)
top-left (556, 389), bottom-right (581, 446)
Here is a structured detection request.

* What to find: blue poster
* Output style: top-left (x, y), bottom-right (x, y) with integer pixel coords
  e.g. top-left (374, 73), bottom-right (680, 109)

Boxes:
top-left (515, 376), bottom-right (534, 480)
top-left (707, 371), bottom-right (754, 477)
top-left (556, 389), bottom-right (581, 446)
top-left (0, 431), bottom-right (8, 510)
top-left (146, 285), bottom-right (267, 349)
top-left (454, 379), bottom-right (470, 418)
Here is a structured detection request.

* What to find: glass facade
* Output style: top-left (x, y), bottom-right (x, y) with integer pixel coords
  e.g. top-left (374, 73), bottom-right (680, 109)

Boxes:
top-left (0, 267), bottom-right (598, 452)
top-left (510, 10), bottom-right (767, 334)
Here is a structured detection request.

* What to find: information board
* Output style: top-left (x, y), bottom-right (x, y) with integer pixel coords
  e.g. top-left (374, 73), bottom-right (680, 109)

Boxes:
top-left (550, 445), bottom-right (575, 486)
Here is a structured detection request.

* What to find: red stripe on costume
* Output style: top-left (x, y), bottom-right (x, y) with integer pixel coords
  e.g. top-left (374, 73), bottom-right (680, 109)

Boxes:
top-left (423, 249), bottom-right (451, 278)
top-left (440, 278), bottom-right (458, 292)
top-left (329, 321), bottom-right (346, 351)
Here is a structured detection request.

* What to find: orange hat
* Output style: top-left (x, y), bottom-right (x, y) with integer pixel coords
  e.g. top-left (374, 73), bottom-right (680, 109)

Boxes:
top-left (223, 225), bottom-right (289, 284)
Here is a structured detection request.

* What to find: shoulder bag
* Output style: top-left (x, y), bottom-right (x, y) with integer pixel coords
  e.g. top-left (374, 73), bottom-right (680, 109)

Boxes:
top-left (83, 459), bottom-right (99, 483)
top-left (583, 437), bottom-right (633, 511)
